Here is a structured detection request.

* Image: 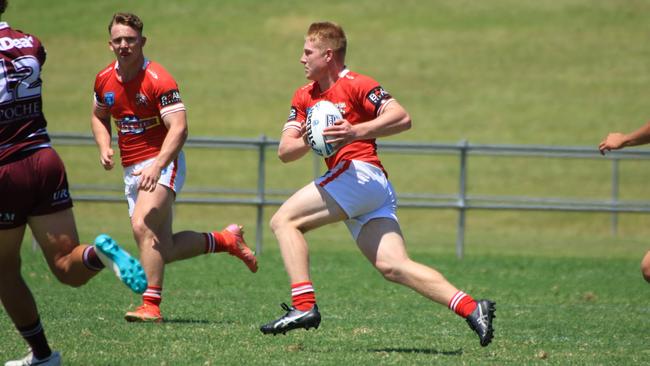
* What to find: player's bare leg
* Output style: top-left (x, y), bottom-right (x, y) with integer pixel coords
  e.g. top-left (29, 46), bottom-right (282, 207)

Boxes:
top-left (0, 225), bottom-right (40, 329)
top-left (261, 183), bottom-right (346, 334)
top-left (356, 218), bottom-right (458, 304)
top-left (31, 209), bottom-right (147, 294)
top-left (641, 250), bottom-right (650, 283)
top-left (0, 225), bottom-right (59, 364)
top-left (29, 209), bottom-right (96, 286)
top-left (356, 218), bottom-right (495, 347)
top-left (124, 184), bottom-right (257, 323)
top-left (170, 226), bottom-right (257, 272)
top-left (127, 185), bottom-right (256, 269)
top-left (125, 184), bottom-right (173, 322)
top-left (271, 183), bottom-right (346, 283)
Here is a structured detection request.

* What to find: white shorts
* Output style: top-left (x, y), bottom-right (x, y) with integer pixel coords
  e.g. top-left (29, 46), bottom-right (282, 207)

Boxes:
top-left (123, 151), bottom-right (186, 217)
top-left (315, 159), bottom-right (398, 240)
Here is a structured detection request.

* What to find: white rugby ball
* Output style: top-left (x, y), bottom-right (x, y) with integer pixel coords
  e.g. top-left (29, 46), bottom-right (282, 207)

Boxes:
top-left (306, 100), bottom-right (342, 157)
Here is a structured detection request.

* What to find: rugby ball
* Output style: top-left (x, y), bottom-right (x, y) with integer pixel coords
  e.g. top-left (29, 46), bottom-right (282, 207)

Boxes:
top-left (306, 100), bottom-right (342, 157)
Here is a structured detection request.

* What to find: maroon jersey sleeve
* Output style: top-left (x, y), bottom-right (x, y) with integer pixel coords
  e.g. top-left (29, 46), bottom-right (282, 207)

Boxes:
top-left (36, 37), bottom-right (46, 66)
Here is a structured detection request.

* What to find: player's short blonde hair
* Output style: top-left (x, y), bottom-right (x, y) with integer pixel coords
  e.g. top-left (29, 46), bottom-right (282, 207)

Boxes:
top-left (108, 12), bottom-right (144, 35)
top-left (306, 21), bottom-right (347, 61)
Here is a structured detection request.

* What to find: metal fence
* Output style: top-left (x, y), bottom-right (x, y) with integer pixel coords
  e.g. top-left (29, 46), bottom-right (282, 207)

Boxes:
top-left (51, 133), bottom-right (650, 258)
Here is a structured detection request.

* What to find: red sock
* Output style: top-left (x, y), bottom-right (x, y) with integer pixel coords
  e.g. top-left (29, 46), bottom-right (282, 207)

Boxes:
top-left (204, 232), bottom-right (229, 253)
top-left (291, 281), bottom-right (316, 311)
top-left (448, 291), bottom-right (477, 318)
top-left (143, 286), bottom-right (162, 307)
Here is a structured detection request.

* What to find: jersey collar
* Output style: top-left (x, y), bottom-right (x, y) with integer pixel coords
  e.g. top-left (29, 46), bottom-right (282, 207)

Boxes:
top-left (114, 57), bottom-right (150, 71)
top-left (0, 22), bottom-right (9, 30)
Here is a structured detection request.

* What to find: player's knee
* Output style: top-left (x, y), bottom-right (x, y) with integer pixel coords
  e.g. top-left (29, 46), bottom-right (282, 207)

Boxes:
top-left (269, 212), bottom-right (291, 234)
top-left (375, 260), bottom-right (404, 283)
top-left (269, 214), bottom-right (281, 234)
top-left (130, 217), bottom-right (151, 242)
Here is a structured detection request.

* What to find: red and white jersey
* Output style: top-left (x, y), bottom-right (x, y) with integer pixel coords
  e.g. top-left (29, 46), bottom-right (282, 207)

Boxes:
top-left (287, 69), bottom-right (394, 173)
top-left (0, 22), bottom-right (50, 165)
top-left (93, 59), bottom-right (185, 167)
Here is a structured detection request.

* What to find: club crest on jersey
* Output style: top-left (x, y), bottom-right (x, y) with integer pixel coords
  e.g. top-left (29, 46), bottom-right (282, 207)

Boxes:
top-left (104, 92), bottom-right (115, 107)
top-left (334, 102), bottom-right (346, 115)
top-left (135, 92), bottom-right (148, 106)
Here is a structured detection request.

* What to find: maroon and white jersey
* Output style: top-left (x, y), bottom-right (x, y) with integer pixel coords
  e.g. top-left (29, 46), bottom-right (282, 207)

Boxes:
top-left (0, 22), bottom-right (49, 165)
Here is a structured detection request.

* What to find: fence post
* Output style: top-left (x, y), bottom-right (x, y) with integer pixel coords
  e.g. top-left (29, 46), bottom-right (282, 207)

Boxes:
top-left (456, 140), bottom-right (468, 259)
top-left (611, 158), bottom-right (619, 236)
top-left (255, 135), bottom-right (267, 255)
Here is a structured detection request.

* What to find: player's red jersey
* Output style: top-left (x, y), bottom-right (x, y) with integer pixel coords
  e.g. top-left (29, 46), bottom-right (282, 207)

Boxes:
top-left (287, 69), bottom-right (394, 173)
top-left (93, 59), bottom-right (185, 167)
top-left (0, 22), bottom-right (50, 166)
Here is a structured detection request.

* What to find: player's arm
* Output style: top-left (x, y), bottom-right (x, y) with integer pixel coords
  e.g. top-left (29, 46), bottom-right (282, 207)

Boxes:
top-left (278, 120), bottom-right (311, 163)
top-left (91, 101), bottom-right (115, 170)
top-left (324, 100), bottom-right (411, 146)
top-left (134, 110), bottom-right (188, 192)
top-left (599, 121), bottom-right (650, 155)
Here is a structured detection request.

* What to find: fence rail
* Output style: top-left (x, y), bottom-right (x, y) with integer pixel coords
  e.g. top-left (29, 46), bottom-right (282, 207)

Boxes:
top-left (51, 133), bottom-right (650, 258)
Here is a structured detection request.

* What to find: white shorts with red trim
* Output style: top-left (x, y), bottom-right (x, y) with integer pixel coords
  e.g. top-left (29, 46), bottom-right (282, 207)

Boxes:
top-left (316, 159), bottom-right (398, 240)
top-left (123, 150), bottom-right (186, 217)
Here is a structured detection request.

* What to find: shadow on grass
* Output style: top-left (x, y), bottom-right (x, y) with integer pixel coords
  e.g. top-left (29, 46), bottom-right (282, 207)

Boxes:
top-left (369, 347), bottom-right (463, 356)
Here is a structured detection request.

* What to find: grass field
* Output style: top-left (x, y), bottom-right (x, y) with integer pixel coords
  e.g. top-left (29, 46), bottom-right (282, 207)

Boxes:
top-left (1, 225), bottom-right (649, 365)
top-left (2, 0), bottom-right (650, 365)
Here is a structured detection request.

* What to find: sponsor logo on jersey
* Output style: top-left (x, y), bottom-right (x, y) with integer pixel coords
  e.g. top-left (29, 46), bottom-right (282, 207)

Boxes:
top-left (115, 115), bottom-right (160, 135)
top-left (0, 212), bottom-right (16, 224)
top-left (160, 89), bottom-right (181, 107)
top-left (104, 92), bottom-right (115, 107)
top-left (135, 92), bottom-right (148, 106)
top-left (366, 86), bottom-right (391, 110)
top-left (52, 188), bottom-right (70, 204)
top-left (0, 35), bottom-right (34, 51)
top-left (287, 106), bottom-right (297, 122)
top-left (0, 100), bottom-right (41, 124)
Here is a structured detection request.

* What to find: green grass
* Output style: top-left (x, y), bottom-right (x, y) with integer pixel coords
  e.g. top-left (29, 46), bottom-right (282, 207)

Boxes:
top-left (1, 203), bottom-right (649, 365)
top-left (1, 227), bottom-right (649, 365)
top-left (2, 0), bottom-right (650, 365)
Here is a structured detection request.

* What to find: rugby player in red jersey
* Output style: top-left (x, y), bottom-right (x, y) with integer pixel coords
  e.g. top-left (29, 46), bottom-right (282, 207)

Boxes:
top-left (91, 12), bottom-right (257, 323)
top-left (0, 2), bottom-right (147, 365)
top-left (599, 125), bottom-right (650, 284)
top-left (260, 21), bottom-right (496, 347)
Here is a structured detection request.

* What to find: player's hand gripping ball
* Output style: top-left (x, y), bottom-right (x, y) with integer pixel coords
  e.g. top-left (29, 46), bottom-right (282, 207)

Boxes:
top-left (305, 100), bottom-right (342, 157)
